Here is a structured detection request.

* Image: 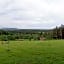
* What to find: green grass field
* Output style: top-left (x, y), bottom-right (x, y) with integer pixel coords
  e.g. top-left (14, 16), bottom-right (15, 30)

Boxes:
top-left (0, 40), bottom-right (64, 64)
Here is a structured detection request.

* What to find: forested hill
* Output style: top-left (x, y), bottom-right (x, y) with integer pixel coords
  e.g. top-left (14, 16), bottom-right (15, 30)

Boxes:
top-left (0, 28), bottom-right (52, 33)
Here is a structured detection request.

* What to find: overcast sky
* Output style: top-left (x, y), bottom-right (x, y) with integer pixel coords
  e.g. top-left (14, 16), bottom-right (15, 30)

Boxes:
top-left (0, 0), bottom-right (64, 29)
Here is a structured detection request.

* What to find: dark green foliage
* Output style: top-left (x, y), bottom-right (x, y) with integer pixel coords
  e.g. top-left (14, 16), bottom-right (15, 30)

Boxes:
top-left (0, 35), bottom-right (8, 41)
top-left (0, 29), bottom-right (53, 41)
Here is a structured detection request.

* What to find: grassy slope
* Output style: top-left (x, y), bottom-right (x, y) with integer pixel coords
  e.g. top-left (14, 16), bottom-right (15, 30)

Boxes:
top-left (0, 40), bottom-right (64, 64)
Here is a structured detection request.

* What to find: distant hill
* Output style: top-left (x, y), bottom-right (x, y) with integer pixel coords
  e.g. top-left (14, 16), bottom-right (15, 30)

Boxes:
top-left (0, 28), bottom-right (52, 33)
top-left (0, 28), bottom-right (19, 31)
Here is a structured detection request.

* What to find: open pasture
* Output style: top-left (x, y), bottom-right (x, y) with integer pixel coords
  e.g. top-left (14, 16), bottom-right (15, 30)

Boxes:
top-left (0, 40), bottom-right (64, 64)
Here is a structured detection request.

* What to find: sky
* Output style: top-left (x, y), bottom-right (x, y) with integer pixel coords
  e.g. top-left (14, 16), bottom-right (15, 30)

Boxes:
top-left (0, 0), bottom-right (64, 29)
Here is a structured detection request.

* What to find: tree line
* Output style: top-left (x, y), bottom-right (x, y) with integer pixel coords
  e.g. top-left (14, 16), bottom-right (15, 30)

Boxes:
top-left (0, 29), bottom-right (53, 41)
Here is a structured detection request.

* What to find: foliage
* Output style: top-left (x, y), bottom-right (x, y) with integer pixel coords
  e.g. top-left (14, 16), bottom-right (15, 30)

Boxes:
top-left (0, 30), bottom-right (53, 41)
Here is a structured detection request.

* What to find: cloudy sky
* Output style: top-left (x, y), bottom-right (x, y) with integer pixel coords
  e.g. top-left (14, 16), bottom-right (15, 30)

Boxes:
top-left (0, 0), bottom-right (64, 29)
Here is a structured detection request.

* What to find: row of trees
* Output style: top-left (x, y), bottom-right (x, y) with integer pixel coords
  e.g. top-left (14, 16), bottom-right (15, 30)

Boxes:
top-left (0, 30), bottom-right (53, 41)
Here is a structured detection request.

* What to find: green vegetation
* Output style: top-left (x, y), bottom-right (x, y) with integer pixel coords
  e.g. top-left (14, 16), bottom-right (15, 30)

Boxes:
top-left (0, 29), bottom-right (53, 41)
top-left (0, 40), bottom-right (64, 64)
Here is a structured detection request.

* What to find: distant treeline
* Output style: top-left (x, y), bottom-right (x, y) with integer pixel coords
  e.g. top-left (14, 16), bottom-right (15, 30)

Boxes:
top-left (0, 29), bottom-right (53, 41)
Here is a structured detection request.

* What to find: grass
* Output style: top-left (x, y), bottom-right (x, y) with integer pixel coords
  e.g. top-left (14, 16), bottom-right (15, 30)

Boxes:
top-left (0, 40), bottom-right (64, 64)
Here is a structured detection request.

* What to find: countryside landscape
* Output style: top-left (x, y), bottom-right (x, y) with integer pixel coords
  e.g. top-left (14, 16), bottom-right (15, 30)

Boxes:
top-left (0, 0), bottom-right (64, 64)
top-left (0, 25), bottom-right (64, 64)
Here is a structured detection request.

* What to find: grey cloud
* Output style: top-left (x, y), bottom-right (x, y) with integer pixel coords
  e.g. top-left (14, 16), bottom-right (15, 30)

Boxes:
top-left (0, 0), bottom-right (64, 29)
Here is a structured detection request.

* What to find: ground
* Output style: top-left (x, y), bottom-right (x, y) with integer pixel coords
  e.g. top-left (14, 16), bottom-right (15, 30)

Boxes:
top-left (0, 40), bottom-right (64, 64)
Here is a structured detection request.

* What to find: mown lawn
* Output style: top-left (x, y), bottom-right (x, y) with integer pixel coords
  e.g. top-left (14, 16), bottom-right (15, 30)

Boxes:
top-left (0, 40), bottom-right (64, 64)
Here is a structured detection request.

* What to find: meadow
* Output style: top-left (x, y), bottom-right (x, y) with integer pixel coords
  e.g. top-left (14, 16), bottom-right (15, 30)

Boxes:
top-left (0, 40), bottom-right (64, 64)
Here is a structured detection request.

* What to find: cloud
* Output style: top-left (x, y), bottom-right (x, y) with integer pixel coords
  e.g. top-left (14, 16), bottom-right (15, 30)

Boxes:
top-left (0, 0), bottom-right (64, 29)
